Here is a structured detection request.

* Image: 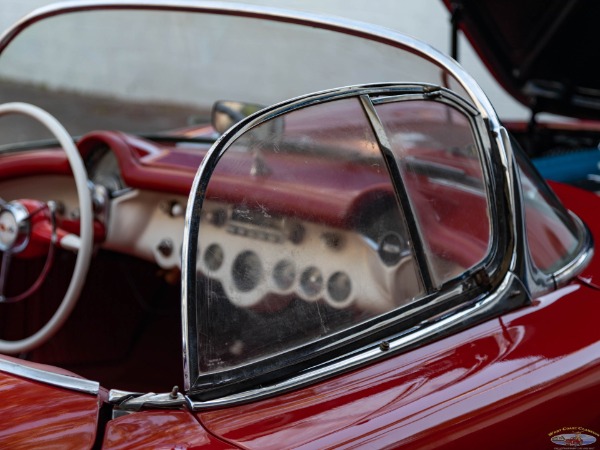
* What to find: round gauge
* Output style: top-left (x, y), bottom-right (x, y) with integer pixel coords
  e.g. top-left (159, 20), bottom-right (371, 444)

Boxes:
top-left (232, 251), bottom-right (262, 292)
top-left (204, 243), bottom-right (225, 271)
top-left (327, 272), bottom-right (352, 303)
top-left (300, 266), bottom-right (323, 298)
top-left (273, 260), bottom-right (295, 290)
top-left (378, 232), bottom-right (406, 266)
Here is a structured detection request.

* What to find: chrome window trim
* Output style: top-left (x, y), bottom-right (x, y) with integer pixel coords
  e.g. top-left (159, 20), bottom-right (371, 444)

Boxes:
top-left (185, 271), bottom-right (523, 410)
top-left (509, 140), bottom-right (594, 295)
top-left (358, 94), bottom-right (434, 291)
top-left (0, 357), bottom-right (100, 395)
top-left (363, 87), bottom-right (496, 291)
top-left (371, 89), bottom-right (480, 116)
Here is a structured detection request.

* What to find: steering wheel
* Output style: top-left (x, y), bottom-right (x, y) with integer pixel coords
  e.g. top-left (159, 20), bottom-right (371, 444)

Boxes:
top-left (0, 102), bottom-right (93, 354)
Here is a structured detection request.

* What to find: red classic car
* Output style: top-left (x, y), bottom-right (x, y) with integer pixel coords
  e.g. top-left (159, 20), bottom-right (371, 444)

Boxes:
top-left (0, 2), bottom-right (599, 449)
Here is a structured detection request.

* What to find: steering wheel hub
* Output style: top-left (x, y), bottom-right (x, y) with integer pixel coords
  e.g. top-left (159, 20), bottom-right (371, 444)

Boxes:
top-left (0, 202), bottom-right (29, 253)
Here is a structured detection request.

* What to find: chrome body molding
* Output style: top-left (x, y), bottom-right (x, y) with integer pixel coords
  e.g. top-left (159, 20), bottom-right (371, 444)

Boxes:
top-left (186, 272), bottom-right (524, 410)
top-left (0, 357), bottom-right (100, 395)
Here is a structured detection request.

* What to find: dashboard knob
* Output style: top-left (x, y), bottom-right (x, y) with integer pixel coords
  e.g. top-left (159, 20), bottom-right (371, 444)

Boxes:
top-left (157, 238), bottom-right (174, 257)
top-left (160, 200), bottom-right (185, 218)
top-left (170, 202), bottom-right (185, 217)
top-left (378, 232), bottom-right (405, 266)
top-left (205, 208), bottom-right (227, 227)
top-left (284, 221), bottom-right (305, 244)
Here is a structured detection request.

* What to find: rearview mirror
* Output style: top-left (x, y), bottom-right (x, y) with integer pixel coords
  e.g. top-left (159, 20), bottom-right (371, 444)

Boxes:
top-left (211, 100), bottom-right (284, 139)
top-left (211, 100), bottom-right (265, 134)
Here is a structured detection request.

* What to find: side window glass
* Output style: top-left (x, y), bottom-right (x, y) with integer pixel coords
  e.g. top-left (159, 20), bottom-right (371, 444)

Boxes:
top-left (195, 97), bottom-right (424, 376)
top-left (375, 101), bottom-right (491, 287)
top-left (515, 149), bottom-right (581, 273)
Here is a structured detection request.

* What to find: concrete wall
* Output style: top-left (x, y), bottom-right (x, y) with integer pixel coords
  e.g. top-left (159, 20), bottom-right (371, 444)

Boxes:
top-left (0, 0), bottom-right (528, 119)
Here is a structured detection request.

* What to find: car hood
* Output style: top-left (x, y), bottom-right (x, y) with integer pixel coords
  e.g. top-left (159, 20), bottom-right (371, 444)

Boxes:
top-left (445, 0), bottom-right (600, 119)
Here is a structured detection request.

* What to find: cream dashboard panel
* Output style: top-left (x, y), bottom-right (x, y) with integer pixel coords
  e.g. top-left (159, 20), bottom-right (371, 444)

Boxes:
top-left (0, 174), bottom-right (187, 269)
top-left (105, 189), bottom-right (186, 268)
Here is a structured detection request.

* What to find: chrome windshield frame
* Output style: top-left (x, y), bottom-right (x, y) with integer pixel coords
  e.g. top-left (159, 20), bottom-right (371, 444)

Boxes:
top-left (183, 83), bottom-right (519, 401)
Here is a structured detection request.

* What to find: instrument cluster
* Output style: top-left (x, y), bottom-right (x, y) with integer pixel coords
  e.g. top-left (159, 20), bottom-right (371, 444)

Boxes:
top-left (196, 200), bottom-right (418, 313)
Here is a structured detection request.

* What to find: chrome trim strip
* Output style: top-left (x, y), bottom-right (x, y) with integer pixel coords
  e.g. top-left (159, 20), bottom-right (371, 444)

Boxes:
top-left (359, 94), bottom-right (434, 292)
top-left (496, 127), bottom-right (521, 276)
top-left (0, 358), bottom-right (100, 395)
top-left (553, 212), bottom-right (594, 287)
top-left (186, 271), bottom-right (518, 410)
top-left (372, 90), bottom-right (480, 116)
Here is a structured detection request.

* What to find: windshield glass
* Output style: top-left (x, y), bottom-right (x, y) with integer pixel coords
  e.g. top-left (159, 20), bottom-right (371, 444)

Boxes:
top-left (0, 8), bottom-right (470, 144)
top-left (190, 90), bottom-right (491, 396)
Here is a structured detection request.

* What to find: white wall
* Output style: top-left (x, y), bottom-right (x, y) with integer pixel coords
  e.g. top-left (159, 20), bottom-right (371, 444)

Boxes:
top-left (0, 0), bottom-right (528, 119)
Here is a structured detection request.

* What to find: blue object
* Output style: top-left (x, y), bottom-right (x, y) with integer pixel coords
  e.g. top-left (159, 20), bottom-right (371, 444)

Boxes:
top-left (532, 148), bottom-right (600, 183)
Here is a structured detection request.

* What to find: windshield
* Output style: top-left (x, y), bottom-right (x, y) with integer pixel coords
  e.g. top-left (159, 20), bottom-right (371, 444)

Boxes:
top-left (189, 88), bottom-right (492, 397)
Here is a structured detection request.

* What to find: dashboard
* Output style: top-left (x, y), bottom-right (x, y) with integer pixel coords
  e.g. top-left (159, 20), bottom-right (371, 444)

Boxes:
top-left (0, 134), bottom-right (427, 315)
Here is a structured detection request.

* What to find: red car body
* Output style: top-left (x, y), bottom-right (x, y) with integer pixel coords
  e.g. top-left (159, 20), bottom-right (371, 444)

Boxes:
top-left (2, 133), bottom-right (599, 448)
top-left (0, 2), bottom-right (599, 449)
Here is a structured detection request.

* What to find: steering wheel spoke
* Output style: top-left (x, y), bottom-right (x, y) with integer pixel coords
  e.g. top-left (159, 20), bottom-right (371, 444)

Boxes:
top-left (0, 250), bottom-right (13, 302)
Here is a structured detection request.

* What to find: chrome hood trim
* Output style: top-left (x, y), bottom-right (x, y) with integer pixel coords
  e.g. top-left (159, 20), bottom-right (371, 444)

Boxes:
top-left (0, 357), bottom-right (100, 395)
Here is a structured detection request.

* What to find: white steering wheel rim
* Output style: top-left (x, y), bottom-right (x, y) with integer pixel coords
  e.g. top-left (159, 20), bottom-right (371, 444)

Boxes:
top-left (0, 102), bottom-right (93, 354)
